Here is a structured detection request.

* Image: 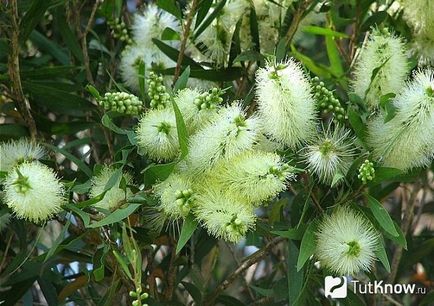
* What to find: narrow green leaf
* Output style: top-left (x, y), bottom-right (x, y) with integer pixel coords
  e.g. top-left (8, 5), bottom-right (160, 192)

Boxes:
top-left (54, 7), bottom-right (84, 62)
top-left (152, 39), bottom-right (202, 69)
top-left (156, 0), bottom-right (182, 19)
top-left (375, 241), bottom-right (391, 272)
top-left (347, 108), bottom-right (367, 143)
top-left (176, 214), bottom-right (198, 254)
top-left (88, 204), bottom-right (141, 228)
top-left (172, 100), bottom-right (189, 158)
top-left (271, 226), bottom-right (305, 240)
top-left (20, 0), bottom-right (63, 43)
top-left (370, 167), bottom-right (403, 185)
top-left (249, 5), bottom-right (260, 52)
top-left (44, 144), bottom-right (92, 177)
top-left (174, 66), bottom-right (190, 91)
top-left (290, 45), bottom-right (331, 78)
top-left (63, 203), bottom-right (91, 227)
top-left (275, 38), bottom-right (287, 62)
top-left (233, 51), bottom-right (265, 65)
top-left (361, 11), bottom-right (388, 32)
top-left (86, 84), bottom-right (102, 100)
top-left (104, 168), bottom-right (122, 192)
top-left (44, 220), bottom-right (71, 262)
top-left (182, 282), bottom-right (202, 304)
top-left (325, 36), bottom-right (344, 77)
top-left (288, 241), bottom-right (304, 305)
top-left (161, 27), bottom-right (181, 40)
top-left (296, 222), bottom-right (317, 271)
top-left (193, 0), bottom-right (227, 39)
top-left (112, 250), bottom-right (133, 280)
top-left (29, 30), bottom-right (69, 65)
top-left (101, 113), bottom-right (128, 135)
top-left (367, 195), bottom-right (399, 237)
top-left (302, 25), bottom-right (349, 38)
top-left (195, 0), bottom-right (213, 29)
top-left (143, 162), bottom-right (176, 186)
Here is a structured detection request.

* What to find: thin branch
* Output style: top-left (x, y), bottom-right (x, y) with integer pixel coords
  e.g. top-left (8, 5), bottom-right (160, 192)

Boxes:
top-left (285, 0), bottom-right (313, 47)
top-left (5, 0), bottom-right (38, 140)
top-left (163, 245), bottom-right (178, 300)
top-left (387, 182), bottom-right (421, 284)
top-left (173, 0), bottom-right (199, 84)
top-left (80, 0), bottom-right (101, 84)
top-left (204, 237), bottom-right (285, 305)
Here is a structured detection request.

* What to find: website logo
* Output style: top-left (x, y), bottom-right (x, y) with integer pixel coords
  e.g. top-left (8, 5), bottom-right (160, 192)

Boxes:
top-left (324, 276), bottom-right (347, 298)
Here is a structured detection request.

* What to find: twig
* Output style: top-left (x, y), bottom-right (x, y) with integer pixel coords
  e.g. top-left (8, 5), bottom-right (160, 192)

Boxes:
top-left (387, 183), bottom-right (421, 284)
top-left (285, 0), bottom-right (312, 47)
top-left (0, 232), bottom-right (13, 273)
top-left (204, 237), bottom-right (285, 305)
top-left (225, 242), bottom-right (256, 300)
top-left (163, 245), bottom-right (178, 300)
top-left (173, 0), bottom-right (199, 84)
top-left (5, 0), bottom-right (38, 140)
top-left (80, 0), bottom-right (101, 84)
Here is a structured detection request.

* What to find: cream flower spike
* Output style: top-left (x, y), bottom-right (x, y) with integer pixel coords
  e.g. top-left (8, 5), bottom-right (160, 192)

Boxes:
top-left (4, 162), bottom-right (64, 223)
top-left (194, 188), bottom-right (256, 243)
top-left (154, 173), bottom-right (195, 220)
top-left (90, 166), bottom-right (133, 211)
top-left (212, 151), bottom-right (295, 204)
top-left (303, 125), bottom-right (356, 185)
top-left (351, 28), bottom-right (408, 109)
top-left (0, 138), bottom-right (45, 172)
top-left (256, 59), bottom-right (316, 148)
top-left (368, 69), bottom-right (434, 171)
top-left (136, 108), bottom-right (180, 161)
top-left (315, 206), bottom-right (379, 275)
top-left (186, 103), bottom-right (260, 174)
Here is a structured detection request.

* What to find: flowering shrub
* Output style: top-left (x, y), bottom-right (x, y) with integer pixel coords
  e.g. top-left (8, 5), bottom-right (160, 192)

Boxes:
top-left (0, 1), bottom-right (433, 305)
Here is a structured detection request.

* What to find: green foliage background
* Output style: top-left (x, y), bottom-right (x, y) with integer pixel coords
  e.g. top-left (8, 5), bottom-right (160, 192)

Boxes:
top-left (0, 0), bottom-right (433, 305)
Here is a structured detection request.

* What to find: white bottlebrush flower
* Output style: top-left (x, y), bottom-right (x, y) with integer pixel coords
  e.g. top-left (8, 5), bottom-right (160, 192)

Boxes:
top-left (132, 4), bottom-right (180, 47)
top-left (256, 59), bottom-right (317, 148)
top-left (136, 108), bottom-right (179, 161)
top-left (240, 0), bottom-right (295, 53)
top-left (119, 45), bottom-right (146, 92)
top-left (90, 166), bottom-right (132, 211)
top-left (186, 103), bottom-right (260, 174)
top-left (120, 45), bottom-right (174, 92)
top-left (154, 173), bottom-right (195, 220)
top-left (0, 138), bottom-right (45, 172)
top-left (368, 69), bottom-right (434, 171)
top-left (174, 88), bottom-right (222, 131)
top-left (303, 125), bottom-right (356, 185)
top-left (351, 29), bottom-right (408, 109)
top-left (3, 162), bottom-right (64, 223)
top-left (315, 206), bottom-right (379, 275)
top-left (195, 0), bottom-right (249, 66)
top-left (194, 188), bottom-right (256, 243)
top-left (401, 0), bottom-right (434, 64)
top-left (196, 24), bottom-right (230, 66)
top-left (213, 151), bottom-right (295, 204)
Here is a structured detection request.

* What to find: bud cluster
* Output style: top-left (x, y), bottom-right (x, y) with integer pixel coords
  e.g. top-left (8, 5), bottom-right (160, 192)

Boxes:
top-left (194, 88), bottom-right (224, 110)
top-left (107, 18), bottom-right (133, 44)
top-left (147, 72), bottom-right (171, 109)
top-left (129, 287), bottom-right (149, 306)
top-left (175, 189), bottom-right (195, 215)
top-left (358, 159), bottom-right (375, 184)
top-left (312, 77), bottom-right (347, 122)
top-left (99, 92), bottom-right (143, 115)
